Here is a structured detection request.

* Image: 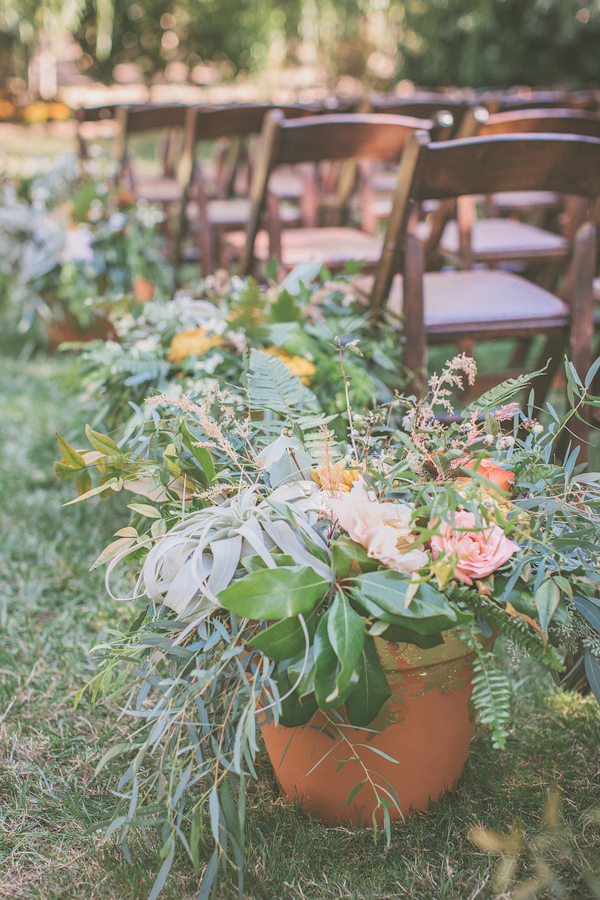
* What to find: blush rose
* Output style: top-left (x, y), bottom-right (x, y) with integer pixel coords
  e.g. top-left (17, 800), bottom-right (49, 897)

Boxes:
top-left (430, 510), bottom-right (519, 585)
top-left (321, 479), bottom-right (428, 574)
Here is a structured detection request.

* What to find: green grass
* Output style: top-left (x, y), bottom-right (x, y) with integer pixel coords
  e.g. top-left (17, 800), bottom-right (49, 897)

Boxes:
top-left (2, 350), bottom-right (600, 900)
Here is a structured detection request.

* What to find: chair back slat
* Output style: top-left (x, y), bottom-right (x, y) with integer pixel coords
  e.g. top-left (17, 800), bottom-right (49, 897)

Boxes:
top-left (414, 133), bottom-right (600, 201)
top-left (124, 103), bottom-right (190, 132)
top-left (193, 103), bottom-right (318, 141)
top-left (480, 108), bottom-right (600, 139)
top-left (274, 113), bottom-right (434, 165)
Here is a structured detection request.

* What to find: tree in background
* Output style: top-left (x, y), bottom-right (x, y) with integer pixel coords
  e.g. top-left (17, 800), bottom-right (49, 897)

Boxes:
top-left (1, 0), bottom-right (600, 92)
top-left (399, 0), bottom-right (600, 87)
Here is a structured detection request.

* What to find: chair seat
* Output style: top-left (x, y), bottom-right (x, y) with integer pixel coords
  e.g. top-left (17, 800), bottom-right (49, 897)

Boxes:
top-left (491, 190), bottom-right (560, 211)
top-left (187, 198), bottom-right (301, 228)
top-left (353, 270), bottom-right (569, 334)
top-left (269, 168), bottom-right (305, 200)
top-left (225, 227), bottom-right (383, 269)
top-left (133, 176), bottom-right (182, 204)
top-left (440, 217), bottom-right (568, 261)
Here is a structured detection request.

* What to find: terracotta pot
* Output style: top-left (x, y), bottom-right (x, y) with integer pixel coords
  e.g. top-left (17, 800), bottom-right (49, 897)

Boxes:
top-left (262, 630), bottom-right (493, 825)
top-left (47, 314), bottom-right (117, 350)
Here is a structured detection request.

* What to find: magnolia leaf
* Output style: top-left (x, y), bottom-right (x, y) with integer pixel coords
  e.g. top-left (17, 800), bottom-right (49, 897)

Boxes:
top-left (533, 579), bottom-right (560, 634)
top-left (331, 536), bottom-right (380, 579)
top-left (352, 571), bottom-right (466, 634)
top-left (274, 660), bottom-right (318, 726)
top-left (314, 610), bottom-right (360, 708)
top-left (345, 634), bottom-right (392, 726)
top-left (327, 590), bottom-right (365, 699)
top-left (217, 566), bottom-right (328, 619)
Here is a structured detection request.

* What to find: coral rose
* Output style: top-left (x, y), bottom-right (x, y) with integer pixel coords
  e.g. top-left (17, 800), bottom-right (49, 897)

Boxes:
top-left (430, 511), bottom-right (519, 585)
top-left (463, 457), bottom-right (514, 494)
top-left (321, 479), bottom-right (428, 574)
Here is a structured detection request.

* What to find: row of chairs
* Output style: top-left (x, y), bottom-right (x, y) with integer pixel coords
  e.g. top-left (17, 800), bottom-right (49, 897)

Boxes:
top-left (78, 97), bottom-right (600, 456)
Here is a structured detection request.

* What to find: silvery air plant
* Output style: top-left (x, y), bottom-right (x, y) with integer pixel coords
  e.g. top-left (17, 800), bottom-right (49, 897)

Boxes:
top-left (56, 349), bottom-right (600, 899)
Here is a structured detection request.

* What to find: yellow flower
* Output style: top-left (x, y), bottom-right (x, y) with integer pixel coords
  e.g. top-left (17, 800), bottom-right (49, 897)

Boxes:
top-left (311, 460), bottom-right (361, 494)
top-left (265, 346), bottom-right (316, 385)
top-left (167, 328), bottom-right (223, 364)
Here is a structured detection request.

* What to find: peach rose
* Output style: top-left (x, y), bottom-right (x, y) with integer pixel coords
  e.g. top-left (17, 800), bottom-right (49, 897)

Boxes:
top-left (462, 457), bottom-right (514, 494)
top-left (430, 511), bottom-right (519, 585)
top-left (321, 479), bottom-right (428, 574)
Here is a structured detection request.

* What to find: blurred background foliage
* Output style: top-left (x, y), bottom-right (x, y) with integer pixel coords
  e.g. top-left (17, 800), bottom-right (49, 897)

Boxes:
top-left (1, 0), bottom-right (600, 91)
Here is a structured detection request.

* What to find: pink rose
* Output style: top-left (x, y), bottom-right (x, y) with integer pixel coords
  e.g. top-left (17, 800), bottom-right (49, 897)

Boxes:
top-left (430, 510), bottom-right (519, 585)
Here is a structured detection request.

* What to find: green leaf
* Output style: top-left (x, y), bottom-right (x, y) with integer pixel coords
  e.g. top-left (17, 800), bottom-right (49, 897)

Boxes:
top-left (327, 590), bottom-right (365, 700)
top-left (217, 566), bottom-right (328, 619)
top-left (269, 287), bottom-right (303, 323)
top-left (180, 419), bottom-right (215, 485)
top-left (76, 468), bottom-right (92, 496)
top-left (352, 571), bottom-right (466, 634)
top-left (56, 433), bottom-right (86, 469)
top-left (128, 502), bottom-right (162, 519)
top-left (331, 536), bottom-right (381, 579)
top-left (314, 610), bottom-right (360, 708)
top-left (534, 579), bottom-right (561, 634)
top-left (274, 659), bottom-right (318, 726)
top-left (248, 606), bottom-right (317, 661)
top-left (345, 634), bottom-right (392, 726)
top-left (85, 424), bottom-right (121, 456)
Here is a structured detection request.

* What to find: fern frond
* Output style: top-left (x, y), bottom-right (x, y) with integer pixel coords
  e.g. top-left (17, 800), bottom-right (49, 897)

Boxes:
top-left (463, 368), bottom-right (546, 417)
top-left (245, 349), bottom-right (320, 418)
top-left (460, 624), bottom-right (511, 749)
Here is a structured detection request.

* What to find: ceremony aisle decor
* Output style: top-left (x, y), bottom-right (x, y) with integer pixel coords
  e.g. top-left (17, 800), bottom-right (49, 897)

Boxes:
top-left (55, 352), bottom-right (600, 899)
top-left (0, 154), bottom-right (173, 345)
top-left (61, 263), bottom-right (403, 432)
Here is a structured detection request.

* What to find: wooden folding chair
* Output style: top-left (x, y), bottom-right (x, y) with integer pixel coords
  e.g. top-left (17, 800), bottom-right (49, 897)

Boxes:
top-left (179, 103), bottom-right (320, 273)
top-left (223, 111), bottom-right (437, 279)
top-left (434, 109), bottom-right (600, 280)
top-left (115, 103), bottom-right (191, 206)
top-left (361, 132), bottom-right (600, 456)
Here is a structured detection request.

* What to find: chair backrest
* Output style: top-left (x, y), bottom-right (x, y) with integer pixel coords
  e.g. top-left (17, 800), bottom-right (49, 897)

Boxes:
top-left (192, 102), bottom-right (319, 142)
top-left (370, 96), bottom-right (470, 136)
top-left (371, 131), bottom-right (600, 313)
top-left (238, 110), bottom-right (436, 275)
top-left (114, 103), bottom-right (191, 171)
top-left (477, 107), bottom-right (600, 139)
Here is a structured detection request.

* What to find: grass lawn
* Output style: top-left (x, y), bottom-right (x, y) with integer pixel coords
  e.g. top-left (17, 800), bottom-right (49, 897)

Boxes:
top-left (2, 349), bottom-right (600, 900)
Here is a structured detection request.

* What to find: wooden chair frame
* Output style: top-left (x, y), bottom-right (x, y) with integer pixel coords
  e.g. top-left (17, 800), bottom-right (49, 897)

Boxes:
top-left (237, 110), bottom-right (437, 278)
top-left (370, 132), bottom-right (600, 434)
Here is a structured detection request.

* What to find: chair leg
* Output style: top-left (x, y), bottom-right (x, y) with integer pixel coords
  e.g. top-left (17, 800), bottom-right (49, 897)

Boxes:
top-left (561, 222), bottom-right (597, 463)
top-left (404, 232), bottom-right (427, 397)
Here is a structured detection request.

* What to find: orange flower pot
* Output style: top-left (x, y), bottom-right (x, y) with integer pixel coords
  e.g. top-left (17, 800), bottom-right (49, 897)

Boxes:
top-left (262, 631), bottom-right (492, 825)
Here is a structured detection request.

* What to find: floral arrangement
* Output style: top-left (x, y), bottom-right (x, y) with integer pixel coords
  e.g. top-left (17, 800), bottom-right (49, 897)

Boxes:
top-left (0, 151), bottom-right (173, 343)
top-left (61, 264), bottom-right (404, 432)
top-left (55, 350), bottom-right (600, 898)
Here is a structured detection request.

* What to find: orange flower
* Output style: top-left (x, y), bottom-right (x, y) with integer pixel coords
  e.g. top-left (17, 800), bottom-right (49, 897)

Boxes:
top-left (311, 460), bottom-right (361, 494)
top-left (461, 457), bottom-right (514, 494)
top-left (265, 346), bottom-right (316, 385)
top-left (167, 328), bottom-right (223, 364)
top-left (133, 276), bottom-right (155, 303)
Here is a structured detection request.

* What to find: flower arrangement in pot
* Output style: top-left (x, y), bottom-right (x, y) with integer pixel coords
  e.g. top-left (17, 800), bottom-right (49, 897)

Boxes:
top-left (62, 263), bottom-right (404, 433)
top-left (55, 351), bottom-right (600, 899)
